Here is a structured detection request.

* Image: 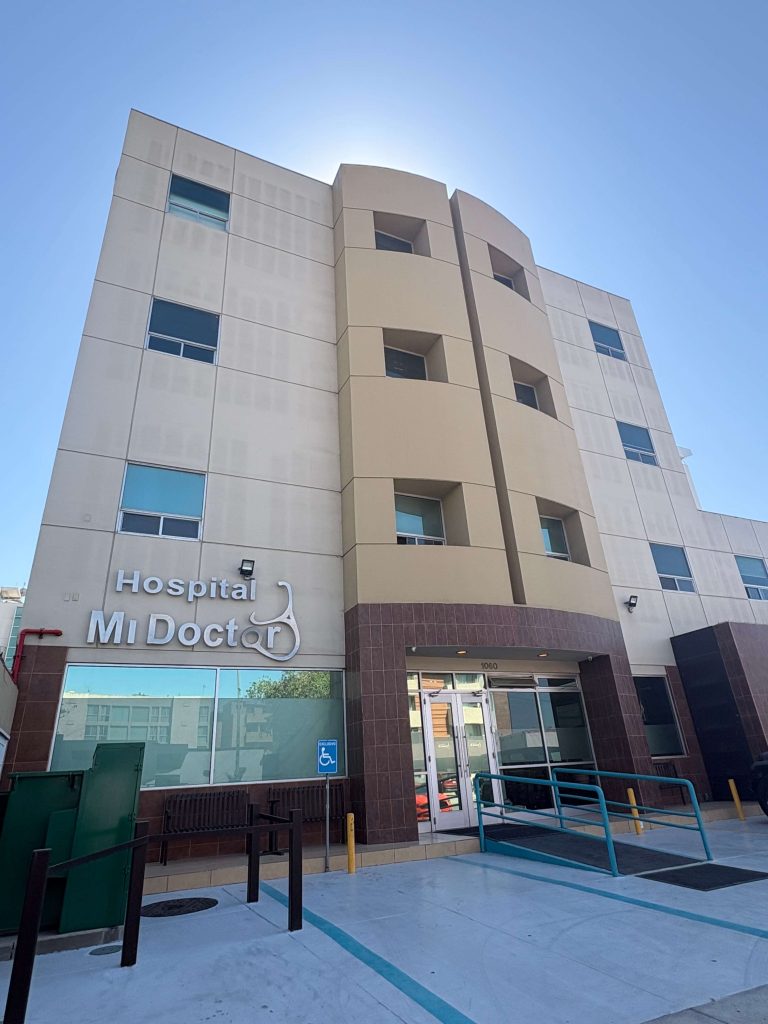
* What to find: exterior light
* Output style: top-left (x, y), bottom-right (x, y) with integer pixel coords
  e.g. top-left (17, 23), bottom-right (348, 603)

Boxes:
top-left (238, 559), bottom-right (255, 579)
top-left (537, 651), bottom-right (548, 658)
top-left (456, 649), bottom-right (467, 656)
top-left (625, 594), bottom-right (639, 613)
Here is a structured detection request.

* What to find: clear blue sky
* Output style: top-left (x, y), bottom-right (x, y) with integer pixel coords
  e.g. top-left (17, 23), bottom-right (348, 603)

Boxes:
top-left (2, 0), bottom-right (766, 585)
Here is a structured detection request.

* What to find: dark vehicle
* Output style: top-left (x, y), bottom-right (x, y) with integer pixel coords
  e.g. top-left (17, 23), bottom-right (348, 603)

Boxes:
top-left (752, 753), bottom-right (768, 816)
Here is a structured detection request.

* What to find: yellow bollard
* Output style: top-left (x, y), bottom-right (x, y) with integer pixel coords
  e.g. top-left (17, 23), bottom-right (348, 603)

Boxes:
top-left (346, 812), bottom-right (356, 874)
top-left (627, 787), bottom-right (643, 835)
top-left (728, 778), bottom-right (745, 821)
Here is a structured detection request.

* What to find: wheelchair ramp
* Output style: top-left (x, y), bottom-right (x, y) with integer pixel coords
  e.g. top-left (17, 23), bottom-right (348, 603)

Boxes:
top-left (446, 823), bottom-right (698, 875)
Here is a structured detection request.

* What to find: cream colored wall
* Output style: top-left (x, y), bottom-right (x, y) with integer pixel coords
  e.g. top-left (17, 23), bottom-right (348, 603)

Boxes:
top-left (334, 166), bottom-right (511, 610)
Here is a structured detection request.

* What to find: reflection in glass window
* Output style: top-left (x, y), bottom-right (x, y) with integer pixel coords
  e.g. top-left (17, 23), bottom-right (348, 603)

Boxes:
top-left (514, 382), bottom-right (538, 409)
top-left (492, 690), bottom-right (546, 765)
top-left (51, 665), bottom-right (216, 788)
top-left (410, 695), bottom-right (430, 823)
top-left (212, 670), bottom-right (345, 784)
top-left (735, 555), bottom-right (768, 600)
top-left (375, 230), bottom-right (413, 253)
top-left (395, 493), bottom-right (445, 545)
top-left (168, 175), bottom-right (230, 230)
top-left (617, 422), bottom-right (658, 466)
top-left (540, 516), bottom-right (570, 560)
top-left (589, 321), bottom-right (626, 360)
top-left (384, 347), bottom-right (427, 380)
top-left (538, 691), bottom-right (592, 763)
top-left (147, 298), bottom-right (219, 364)
top-left (119, 464), bottom-right (205, 539)
top-left (633, 676), bottom-right (684, 757)
top-left (650, 543), bottom-right (696, 592)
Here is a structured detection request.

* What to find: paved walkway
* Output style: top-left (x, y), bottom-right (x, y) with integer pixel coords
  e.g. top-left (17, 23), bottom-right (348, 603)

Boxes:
top-left (2, 817), bottom-right (768, 1023)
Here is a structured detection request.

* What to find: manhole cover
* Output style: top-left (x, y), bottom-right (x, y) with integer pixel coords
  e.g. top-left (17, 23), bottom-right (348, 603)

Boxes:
top-left (88, 944), bottom-right (122, 956)
top-left (141, 897), bottom-right (218, 918)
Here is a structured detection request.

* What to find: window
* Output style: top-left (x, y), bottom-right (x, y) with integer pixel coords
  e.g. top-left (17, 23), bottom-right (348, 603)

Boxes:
top-left (633, 677), bottom-right (684, 757)
top-left (540, 516), bottom-right (570, 560)
top-left (589, 321), bottom-right (626, 360)
top-left (494, 272), bottom-right (515, 290)
top-left (51, 665), bottom-right (346, 788)
top-left (735, 555), bottom-right (768, 600)
top-left (514, 382), bottom-right (539, 410)
top-left (119, 464), bottom-right (205, 539)
top-left (617, 422), bottom-right (658, 465)
top-left (167, 175), bottom-right (229, 230)
top-left (375, 230), bottom-right (413, 253)
top-left (650, 544), bottom-right (696, 592)
top-left (385, 347), bottom-right (427, 380)
top-left (395, 493), bottom-right (445, 545)
top-left (488, 245), bottom-right (530, 301)
top-left (147, 299), bottom-right (219, 364)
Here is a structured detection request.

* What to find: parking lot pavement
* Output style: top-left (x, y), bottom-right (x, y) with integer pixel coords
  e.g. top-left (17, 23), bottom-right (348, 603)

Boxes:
top-left (1, 817), bottom-right (767, 1024)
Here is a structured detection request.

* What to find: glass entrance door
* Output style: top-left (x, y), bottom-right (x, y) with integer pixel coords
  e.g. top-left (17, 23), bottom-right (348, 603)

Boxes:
top-left (421, 690), bottom-right (499, 831)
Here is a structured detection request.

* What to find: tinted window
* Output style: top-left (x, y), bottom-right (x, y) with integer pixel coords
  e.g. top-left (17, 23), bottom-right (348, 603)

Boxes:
top-left (168, 175), bottom-right (230, 229)
top-left (375, 231), bottom-right (413, 253)
top-left (735, 555), bottom-right (768, 585)
top-left (618, 422), bottom-right (657, 464)
top-left (395, 494), bottom-right (444, 540)
top-left (494, 273), bottom-right (515, 290)
top-left (121, 465), bottom-right (205, 518)
top-left (589, 321), bottom-right (625, 358)
top-left (515, 382), bottom-right (538, 409)
top-left (385, 347), bottom-right (427, 380)
top-left (650, 544), bottom-right (692, 579)
top-left (633, 677), bottom-right (684, 757)
top-left (149, 299), bottom-right (219, 348)
top-left (540, 517), bottom-right (569, 558)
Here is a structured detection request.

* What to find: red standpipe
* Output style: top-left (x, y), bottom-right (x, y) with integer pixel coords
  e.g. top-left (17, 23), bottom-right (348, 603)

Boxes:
top-left (10, 629), bottom-right (63, 683)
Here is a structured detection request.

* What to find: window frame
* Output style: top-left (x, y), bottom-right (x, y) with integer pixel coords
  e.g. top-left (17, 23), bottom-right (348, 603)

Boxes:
top-left (735, 554), bottom-right (768, 600)
top-left (540, 516), bottom-right (571, 561)
top-left (145, 298), bottom-right (220, 366)
top-left (493, 272), bottom-right (516, 291)
top-left (617, 421), bottom-right (658, 466)
top-left (374, 230), bottom-right (414, 254)
top-left (588, 320), bottom-right (626, 361)
top-left (650, 543), bottom-right (697, 593)
top-left (167, 174), bottom-right (230, 231)
top-left (632, 675), bottom-right (686, 759)
top-left (384, 345), bottom-right (428, 381)
top-left (394, 491), bottom-right (446, 545)
top-left (514, 381), bottom-right (539, 410)
top-left (117, 463), bottom-right (207, 541)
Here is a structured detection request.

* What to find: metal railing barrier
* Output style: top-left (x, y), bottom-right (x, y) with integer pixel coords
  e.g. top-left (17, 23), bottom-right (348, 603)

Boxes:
top-left (2, 806), bottom-right (303, 1024)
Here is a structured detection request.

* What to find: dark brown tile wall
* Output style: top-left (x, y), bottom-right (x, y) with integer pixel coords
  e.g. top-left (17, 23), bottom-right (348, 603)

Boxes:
top-left (663, 664), bottom-right (710, 802)
top-left (716, 622), bottom-right (768, 760)
top-left (345, 603), bottom-right (661, 842)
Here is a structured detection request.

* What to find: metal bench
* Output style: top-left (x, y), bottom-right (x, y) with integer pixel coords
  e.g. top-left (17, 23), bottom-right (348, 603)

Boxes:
top-left (266, 781), bottom-right (347, 853)
top-left (160, 788), bottom-right (250, 865)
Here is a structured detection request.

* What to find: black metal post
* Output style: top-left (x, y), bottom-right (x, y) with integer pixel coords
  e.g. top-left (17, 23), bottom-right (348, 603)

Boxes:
top-left (120, 821), bottom-right (149, 968)
top-left (4, 847), bottom-right (51, 1024)
top-left (267, 798), bottom-right (281, 854)
top-left (288, 808), bottom-right (303, 932)
top-left (246, 803), bottom-right (260, 903)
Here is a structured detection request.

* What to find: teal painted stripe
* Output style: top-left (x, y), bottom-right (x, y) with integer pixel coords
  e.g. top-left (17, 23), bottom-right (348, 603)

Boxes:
top-left (261, 883), bottom-right (477, 1024)
top-left (450, 856), bottom-right (768, 941)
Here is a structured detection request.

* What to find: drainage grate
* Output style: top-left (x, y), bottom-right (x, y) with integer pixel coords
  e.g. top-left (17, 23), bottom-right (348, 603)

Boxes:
top-left (641, 864), bottom-right (768, 891)
top-left (88, 944), bottom-right (122, 956)
top-left (141, 897), bottom-right (219, 918)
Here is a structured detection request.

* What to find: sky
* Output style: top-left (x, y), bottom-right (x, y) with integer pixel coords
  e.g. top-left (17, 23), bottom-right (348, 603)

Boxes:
top-left (1, 0), bottom-right (767, 585)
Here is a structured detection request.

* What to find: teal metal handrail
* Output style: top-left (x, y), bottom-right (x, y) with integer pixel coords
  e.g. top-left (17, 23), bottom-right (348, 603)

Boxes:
top-left (473, 771), bottom-right (620, 876)
top-left (550, 766), bottom-right (713, 862)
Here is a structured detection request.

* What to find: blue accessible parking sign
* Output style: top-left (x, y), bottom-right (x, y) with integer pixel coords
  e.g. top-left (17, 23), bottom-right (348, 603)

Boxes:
top-left (317, 739), bottom-right (338, 774)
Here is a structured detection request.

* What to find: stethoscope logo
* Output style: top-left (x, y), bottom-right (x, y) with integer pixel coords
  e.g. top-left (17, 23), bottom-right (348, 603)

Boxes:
top-left (239, 581), bottom-right (301, 662)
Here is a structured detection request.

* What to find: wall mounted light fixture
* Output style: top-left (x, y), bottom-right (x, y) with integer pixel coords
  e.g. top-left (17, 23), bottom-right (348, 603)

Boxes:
top-left (239, 559), bottom-right (255, 579)
top-left (625, 594), bottom-right (639, 612)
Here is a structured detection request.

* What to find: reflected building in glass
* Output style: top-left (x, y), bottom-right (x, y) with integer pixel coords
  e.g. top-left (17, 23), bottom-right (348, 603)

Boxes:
top-left (8, 111), bottom-right (768, 856)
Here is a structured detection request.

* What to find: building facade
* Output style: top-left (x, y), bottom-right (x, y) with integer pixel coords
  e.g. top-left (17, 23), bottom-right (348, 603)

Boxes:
top-left (6, 111), bottom-right (768, 852)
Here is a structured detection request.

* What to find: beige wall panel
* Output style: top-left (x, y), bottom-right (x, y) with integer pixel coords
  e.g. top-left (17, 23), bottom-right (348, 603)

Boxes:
top-left (234, 150), bottom-right (332, 226)
top-left (218, 317), bottom-right (337, 393)
top-left (95, 197), bottom-right (163, 293)
top-left (577, 282), bottom-right (618, 327)
top-left (627, 462), bottom-right (683, 545)
top-left (601, 356), bottom-right (647, 425)
top-left (203, 475), bottom-right (341, 555)
top-left (554, 340), bottom-right (614, 417)
top-left (124, 111), bottom-right (176, 169)
top-left (341, 249), bottom-right (470, 340)
top-left (753, 520), bottom-right (768, 559)
top-left (464, 233), bottom-right (493, 276)
top-left (579, 451), bottom-right (647, 539)
top-left (631, 366), bottom-right (672, 432)
top-left (83, 282), bottom-right (151, 349)
top-left (721, 515), bottom-right (761, 556)
top-left (344, 378), bottom-right (493, 487)
top-left (507, 491), bottom-right (544, 555)
top-left (426, 222), bottom-right (459, 264)
top-left (538, 268), bottom-right (586, 316)
top-left (615, 587), bottom-right (675, 665)
top-left (570, 409), bottom-right (624, 458)
top-left (335, 165), bottom-right (452, 226)
top-left (59, 338), bottom-right (141, 459)
top-left (340, 326), bottom-right (386, 381)
top-left (600, 535), bottom-right (660, 590)
top-left (196, 544), bottom-right (344, 657)
top-left (338, 381), bottom-right (353, 488)
top-left (22, 526), bottom-right (115, 644)
top-left (453, 190), bottom-right (536, 275)
top-left (519, 554), bottom-right (617, 620)
top-left (127, 351), bottom-right (216, 472)
top-left (666, 487), bottom-right (730, 551)
top-left (526, 273), bottom-right (547, 314)
top-left (114, 155), bottom-right (170, 210)
top-left (751, 601), bottom-right (768, 626)
top-left (341, 477), bottom-right (396, 552)
top-left (349, 545), bottom-right (512, 607)
top-left (209, 368), bottom-right (340, 491)
top-left (229, 194), bottom-right (333, 264)
top-left (609, 294), bottom-right (642, 335)
top-left (621, 331), bottom-right (651, 369)
top-left (154, 215), bottom-right (227, 312)
top-left (580, 514), bottom-right (608, 572)
top-left (494, 397), bottom-right (593, 512)
top-left (473, 276), bottom-right (561, 380)
top-left (333, 208), bottom-right (374, 262)
top-left (463, 484), bottom-right (506, 549)
top-left (547, 305), bottom-right (594, 349)
top-left (224, 235), bottom-right (336, 343)
top-left (43, 451), bottom-right (125, 533)
top-left (442, 336), bottom-right (479, 389)
top-left (172, 129), bottom-right (234, 191)
top-left (663, 591), bottom-right (708, 636)
top-left (685, 548), bottom-right (747, 600)
top-left (701, 595), bottom-right (755, 627)
top-left (549, 380), bottom-right (574, 429)
top-left (342, 546), bottom-right (359, 608)
top-left (485, 347), bottom-right (516, 401)
top-left (649, 429), bottom-right (684, 472)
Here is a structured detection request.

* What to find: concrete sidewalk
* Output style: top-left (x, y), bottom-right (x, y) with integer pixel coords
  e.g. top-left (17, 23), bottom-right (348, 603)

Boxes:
top-left (1, 816), bottom-right (767, 1024)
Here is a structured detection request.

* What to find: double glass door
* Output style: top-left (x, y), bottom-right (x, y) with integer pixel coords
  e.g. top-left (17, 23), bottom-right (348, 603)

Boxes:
top-left (417, 690), bottom-right (499, 831)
